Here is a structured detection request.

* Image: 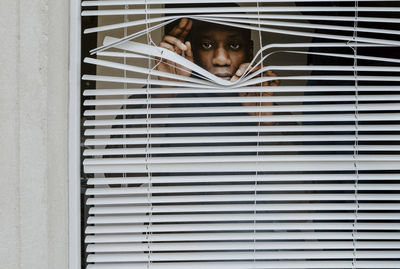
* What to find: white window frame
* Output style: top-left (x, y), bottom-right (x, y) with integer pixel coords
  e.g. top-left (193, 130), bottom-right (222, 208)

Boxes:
top-left (68, 2), bottom-right (400, 268)
top-left (69, 0), bottom-right (82, 268)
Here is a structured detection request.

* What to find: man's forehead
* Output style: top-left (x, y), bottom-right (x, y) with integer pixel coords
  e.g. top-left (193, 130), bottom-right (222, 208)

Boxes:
top-left (188, 20), bottom-right (252, 44)
top-left (195, 20), bottom-right (244, 32)
top-left (198, 30), bottom-right (244, 39)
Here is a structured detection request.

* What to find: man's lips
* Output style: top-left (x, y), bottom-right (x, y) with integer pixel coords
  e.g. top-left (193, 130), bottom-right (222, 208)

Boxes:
top-left (215, 73), bottom-right (232, 80)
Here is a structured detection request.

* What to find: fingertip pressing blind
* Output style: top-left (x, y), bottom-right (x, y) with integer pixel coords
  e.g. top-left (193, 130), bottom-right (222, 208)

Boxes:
top-left (81, 1), bottom-right (400, 268)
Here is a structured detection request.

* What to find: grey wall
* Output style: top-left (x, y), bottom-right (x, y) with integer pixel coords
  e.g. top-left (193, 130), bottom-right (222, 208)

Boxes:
top-left (0, 0), bottom-right (69, 268)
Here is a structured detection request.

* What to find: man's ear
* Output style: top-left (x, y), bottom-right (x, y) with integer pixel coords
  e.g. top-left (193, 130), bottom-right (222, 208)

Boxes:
top-left (248, 40), bottom-right (254, 61)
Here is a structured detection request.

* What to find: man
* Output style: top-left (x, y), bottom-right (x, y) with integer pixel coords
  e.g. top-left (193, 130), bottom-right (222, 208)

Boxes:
top-left (156, 17), bottom-right (278, 119)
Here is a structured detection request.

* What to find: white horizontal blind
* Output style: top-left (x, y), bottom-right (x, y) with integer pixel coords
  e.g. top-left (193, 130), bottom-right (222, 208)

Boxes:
top-left (81, 1), bottom-right (400, 268)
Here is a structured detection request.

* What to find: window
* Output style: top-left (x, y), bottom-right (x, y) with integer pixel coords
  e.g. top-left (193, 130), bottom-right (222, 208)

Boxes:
top-left (73, 1), bottom-right (400, 268)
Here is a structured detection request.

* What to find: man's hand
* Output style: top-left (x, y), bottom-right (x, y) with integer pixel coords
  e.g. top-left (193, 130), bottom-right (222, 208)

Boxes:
top-left (231, 63), bottom-right (280, 125)
top-left (230, 63), bottom-right (279, 87)
top-left (156, 18), bottom-right (194, 83)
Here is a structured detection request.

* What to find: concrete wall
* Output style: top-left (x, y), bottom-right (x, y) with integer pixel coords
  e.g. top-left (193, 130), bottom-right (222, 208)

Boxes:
top-left (0, 0), bottom-right (69, 268)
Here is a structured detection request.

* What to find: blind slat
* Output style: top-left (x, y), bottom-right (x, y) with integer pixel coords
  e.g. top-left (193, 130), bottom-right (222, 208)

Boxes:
top-left (86, 251), bottom-right (400, 262)
top-left (87, 173), bottom-right (400, 185)
top-left (86, 193), bottom-right (400, 205)
top-left (86, 241), bottom-right (400, 252)
top-left (85, 129), bottom-right (400, 139)
top-left (83, 0), bottom-right (399, 6)
top-left (85, 260), bottom-right (400, 269)
top-left (88, 203), bottom-right (400, 215)
top-left (87, 213), bottom-right (400, 224)
top-left (85, 232), bottom-right (400, 242)
top-left (85, 222), bottom-right (400, 233)
top-left (86, 184), bottom-right (400, 195)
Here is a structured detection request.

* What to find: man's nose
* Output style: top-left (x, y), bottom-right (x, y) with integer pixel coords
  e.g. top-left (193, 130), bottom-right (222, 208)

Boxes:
top-left (212, 47), bottom-right (231, 66)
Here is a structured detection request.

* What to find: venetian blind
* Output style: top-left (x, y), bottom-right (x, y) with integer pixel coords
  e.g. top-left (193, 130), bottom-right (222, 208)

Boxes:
top-left (81, 1), bottom-right (400, 268)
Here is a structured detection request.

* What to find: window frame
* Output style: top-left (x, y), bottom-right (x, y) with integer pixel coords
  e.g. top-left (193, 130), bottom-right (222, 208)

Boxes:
top-left (69, 0), bottom-right (82, 268)
top-left (71, 2), bottom-right (400, 268)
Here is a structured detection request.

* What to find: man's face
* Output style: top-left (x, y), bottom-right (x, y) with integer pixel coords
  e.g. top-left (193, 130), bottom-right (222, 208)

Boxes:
top-left (193, 27), bottom-right (252, 80)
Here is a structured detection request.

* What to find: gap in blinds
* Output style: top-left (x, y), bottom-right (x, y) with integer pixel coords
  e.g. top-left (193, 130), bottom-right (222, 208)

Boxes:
top-left (80, 1), bottom-right (400, 268)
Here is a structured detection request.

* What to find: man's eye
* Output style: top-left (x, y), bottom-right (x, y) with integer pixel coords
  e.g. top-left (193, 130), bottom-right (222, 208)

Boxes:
top-left (201, 42), bottom-right (213, 49)
top-left (230, 43), bottom-right (241, 50)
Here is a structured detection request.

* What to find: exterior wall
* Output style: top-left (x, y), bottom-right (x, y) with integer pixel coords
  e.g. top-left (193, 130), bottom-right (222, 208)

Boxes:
top-left (0, 0), bottom-right (69, 268)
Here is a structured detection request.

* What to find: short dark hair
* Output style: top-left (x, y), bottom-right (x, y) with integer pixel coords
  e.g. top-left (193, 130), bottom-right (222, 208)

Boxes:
top-left (164, 3), bottom-right (245, 34)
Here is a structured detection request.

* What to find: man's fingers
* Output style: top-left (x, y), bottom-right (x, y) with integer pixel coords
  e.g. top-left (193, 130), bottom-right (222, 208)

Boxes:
top-left (169, 18), bottom-right (192, 41)
top-left (235, 64), bottom-right (280, 81)
top-left (159, 41), bottom-right (175, 52)
top-left (232, 63), bottom-right (266, 82)
top-left (250, 65), bottom-right (262, 74)
top-left (261, 91), bottom-right (273, 97)
top-left (266, 70), bottom-right (277, 77)
top-left (230, 75), bottom-right (239, 82)
top-left (184, 41), bottom-right (193, 62)
top-left (235, 63), bottom-right (251, 77)
top-left (180, 19), bottom-right (193, 40)
top-left (163, 35), bottom-right (187, 52)
top-left (176, 63), bottom-right (192, 76)
top-left (237, 68), bottom-right (275, 124)
top-left (264, 70), bottom-right (280, 86)
top-left (168, 18), bottom-right (187, 37)
top-left (156, 19), bottom-right (193, 82)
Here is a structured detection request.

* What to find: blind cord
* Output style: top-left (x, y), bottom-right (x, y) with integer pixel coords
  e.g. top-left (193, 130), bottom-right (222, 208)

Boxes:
top-left (351, 1), bottom-right (359, 268)
top-left (122, 5), bottom-right (128, 186)
top-left (253, 0), bottom-right (264, 264)
top-left (144, 1), bottom-right (153, 268)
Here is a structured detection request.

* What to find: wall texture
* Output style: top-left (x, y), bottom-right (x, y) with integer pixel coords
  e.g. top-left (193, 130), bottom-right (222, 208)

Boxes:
top-left (0, 0), bottom-right (69, 268)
